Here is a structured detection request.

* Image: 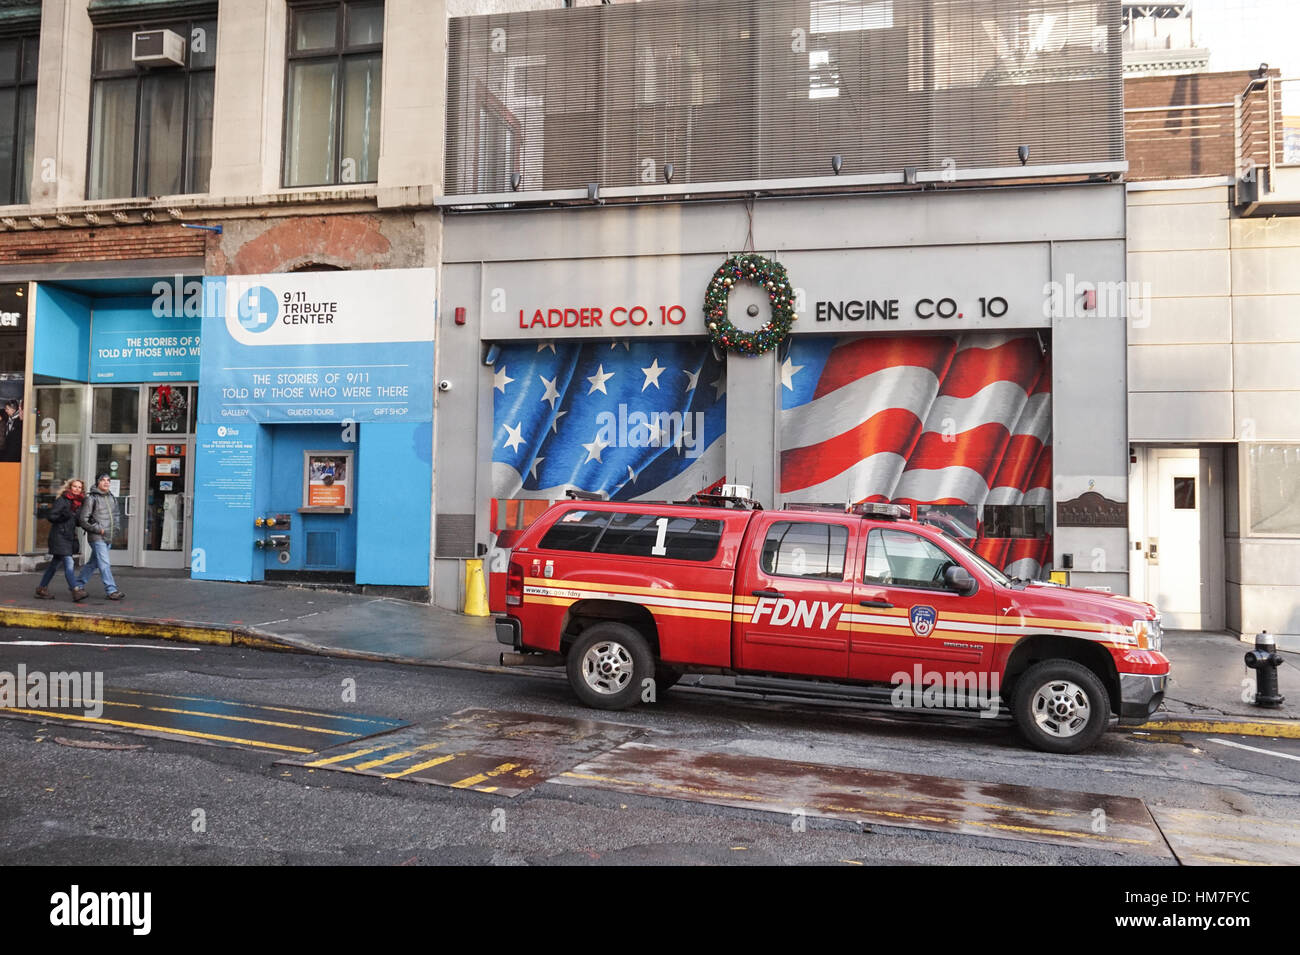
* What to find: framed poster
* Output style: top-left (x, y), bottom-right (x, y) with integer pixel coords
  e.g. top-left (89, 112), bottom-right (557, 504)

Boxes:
top-left (303, 450), bottom-right (352, 510)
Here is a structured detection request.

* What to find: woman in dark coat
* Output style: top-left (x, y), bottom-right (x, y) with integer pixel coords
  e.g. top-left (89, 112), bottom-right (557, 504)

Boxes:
top-left (35, 478), bottom-right (86, 599)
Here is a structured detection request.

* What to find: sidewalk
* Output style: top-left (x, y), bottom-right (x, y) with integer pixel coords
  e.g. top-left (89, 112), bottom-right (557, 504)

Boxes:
top-left (1, 568), bottom-right (1296, 732)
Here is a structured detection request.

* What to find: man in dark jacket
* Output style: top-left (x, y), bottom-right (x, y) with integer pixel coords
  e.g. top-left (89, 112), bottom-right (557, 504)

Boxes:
top-left (76, 473), bottom-right (125, 601)
top-left (35, 478), bottom-right (86, 599)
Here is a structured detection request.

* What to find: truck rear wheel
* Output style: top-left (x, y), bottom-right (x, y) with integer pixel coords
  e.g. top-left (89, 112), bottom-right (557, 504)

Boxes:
top-left (567, 623), bottom-right (654, 711)
top-left (1012, 660), bottom-right (1111, 754)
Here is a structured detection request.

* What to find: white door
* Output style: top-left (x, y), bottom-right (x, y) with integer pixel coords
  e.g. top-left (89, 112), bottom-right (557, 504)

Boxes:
top-left (1148, 454), bottom-right (1202, 629)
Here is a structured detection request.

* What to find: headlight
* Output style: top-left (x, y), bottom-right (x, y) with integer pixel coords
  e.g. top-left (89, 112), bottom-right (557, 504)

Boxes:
top-left (1132, 616), bottom-right (1162, 651)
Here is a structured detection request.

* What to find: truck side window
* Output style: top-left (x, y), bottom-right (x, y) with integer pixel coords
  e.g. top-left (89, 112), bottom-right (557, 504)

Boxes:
top-left (539, 509), bottom-right (723, 561)
top-left (594, 512), bottom-right (722, 562)
top-left (760, 521), bottom-right (848, 580)
top-left (538, 509), bottom-right (610, 552)
top-left (865, 528), bottom-right (956, 591)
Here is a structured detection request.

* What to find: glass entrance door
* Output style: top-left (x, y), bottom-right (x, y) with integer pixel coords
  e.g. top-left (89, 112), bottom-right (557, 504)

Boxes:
top-left (141, 439), bottom-right (192, 566)
top-left (89, 440), bottom-right (136, 558)
top-left (85, 384), bottom-right (196, 570)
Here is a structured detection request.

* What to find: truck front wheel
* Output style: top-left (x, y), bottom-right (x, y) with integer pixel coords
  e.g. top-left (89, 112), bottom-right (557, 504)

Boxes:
top-left (567, 623), bottom-right (655, 711)
top-left (1012, 660), bottom-right (1111, 754)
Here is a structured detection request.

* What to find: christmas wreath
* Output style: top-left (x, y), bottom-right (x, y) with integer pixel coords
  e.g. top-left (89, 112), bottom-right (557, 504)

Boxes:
top-left (704, 253), bottom-right (797, 356)
top-left (150, 385), bottom-right (187, 431)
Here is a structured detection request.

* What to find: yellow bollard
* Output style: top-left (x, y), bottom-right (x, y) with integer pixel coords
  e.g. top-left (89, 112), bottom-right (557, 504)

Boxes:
top-left (464, 559), bottom-right (490, 617)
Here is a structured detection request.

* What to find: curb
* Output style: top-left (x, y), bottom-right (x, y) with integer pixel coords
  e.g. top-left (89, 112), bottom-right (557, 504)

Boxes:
top-left (0, 605), bottom-right (515, 676)
top-left (1133, 716), bottom-right (1300, 740)
top-left (0, 607), bottom-right (290, 653)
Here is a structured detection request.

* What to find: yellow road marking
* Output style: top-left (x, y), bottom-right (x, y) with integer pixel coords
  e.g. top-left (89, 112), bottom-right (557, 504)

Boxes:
top-left (384, 752), bottom-right (463, 779)
top-left (111, 688), bottom-right (399, 725)
top-left (1138, 719), bottom-right (1300, 739)
top-left (354, 741), bottom-right (445, 771)
top-left (451, 762), bottom-right (521, 789)
top-left (95, 699), bottom-right (356, 736)
top-left (303, 743), bottom-right (403, 767)
top-left (0, 707), bottom-right (312, 753)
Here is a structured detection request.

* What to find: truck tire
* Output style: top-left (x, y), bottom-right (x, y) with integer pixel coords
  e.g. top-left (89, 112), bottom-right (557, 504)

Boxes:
top-left (1012, 660), bottom-right (1111, 754)
top-left (567, 622), bottom-right (655, 711)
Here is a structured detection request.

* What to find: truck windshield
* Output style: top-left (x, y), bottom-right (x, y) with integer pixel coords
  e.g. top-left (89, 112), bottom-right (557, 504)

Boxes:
top-left (936, 534), bottom-right (1013, 587)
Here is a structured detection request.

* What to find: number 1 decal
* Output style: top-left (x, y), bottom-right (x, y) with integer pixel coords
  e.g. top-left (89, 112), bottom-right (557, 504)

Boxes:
top-left (651, 517), bottom-right (668, 556)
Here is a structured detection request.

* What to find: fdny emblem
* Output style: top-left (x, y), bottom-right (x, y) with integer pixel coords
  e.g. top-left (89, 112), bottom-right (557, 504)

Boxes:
top-left (909, 605), bottom-right (938, 637)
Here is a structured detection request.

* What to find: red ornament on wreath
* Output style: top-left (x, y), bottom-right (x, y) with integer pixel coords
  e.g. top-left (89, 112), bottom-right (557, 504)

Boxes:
top-left (150, 385), bottom-right (188, 432)
top-left (703, 253), bottom-right (797, 356)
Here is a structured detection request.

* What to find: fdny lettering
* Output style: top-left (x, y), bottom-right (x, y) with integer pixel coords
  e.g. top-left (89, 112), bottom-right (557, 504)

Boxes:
top-left (751, 597), bottom-right (843, 629)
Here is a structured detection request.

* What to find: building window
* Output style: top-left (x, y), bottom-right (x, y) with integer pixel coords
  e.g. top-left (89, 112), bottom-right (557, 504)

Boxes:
top-left (0, 35), bottom-right (38, 206)
top-left (283, 1), bottom-right (383, 188)
top-left (1248, 444), bottom-right (1300, 536)
top-left (87, 18), bottom-right (217, 200)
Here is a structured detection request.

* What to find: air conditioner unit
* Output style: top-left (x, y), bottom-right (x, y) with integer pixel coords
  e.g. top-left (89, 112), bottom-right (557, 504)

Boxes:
top-left (132, 29), bottom-right (186, 68)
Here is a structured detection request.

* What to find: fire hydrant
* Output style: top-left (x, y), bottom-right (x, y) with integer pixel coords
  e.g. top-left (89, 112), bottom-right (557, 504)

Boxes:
top-left (1244, 630), bottom-right (1286, 708)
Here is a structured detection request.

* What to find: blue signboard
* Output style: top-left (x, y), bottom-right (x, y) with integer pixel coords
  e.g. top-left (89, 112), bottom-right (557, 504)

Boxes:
top-left (90, 298), bottom-right (201, 382)
top-left (199, 272), bottom-right (435, 424)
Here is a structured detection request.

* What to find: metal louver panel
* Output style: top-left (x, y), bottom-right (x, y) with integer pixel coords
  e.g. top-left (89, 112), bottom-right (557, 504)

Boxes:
top-left (435, 513), bottom-right (477, 558)
top-left (446, 0), bottom-right (1124, 196)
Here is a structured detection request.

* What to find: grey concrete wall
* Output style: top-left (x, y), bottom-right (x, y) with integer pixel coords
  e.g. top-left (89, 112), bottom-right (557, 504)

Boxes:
top-left (1127, 183), bottom-right (1300, 637)
top-left (439, 183), bottom-right (1131, 609)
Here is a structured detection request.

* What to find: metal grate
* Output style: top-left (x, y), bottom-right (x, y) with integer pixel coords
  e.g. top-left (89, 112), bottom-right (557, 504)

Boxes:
top-left (435, 513), bottom-right (477, 558)
top-left (305, 531), bottom-right (339, 568)
top-left (447, 0), bottom-right (1125, 195)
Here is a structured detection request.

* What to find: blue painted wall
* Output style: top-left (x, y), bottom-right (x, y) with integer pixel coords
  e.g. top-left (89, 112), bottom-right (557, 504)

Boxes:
top-left (33, 286), bottom-right (91, 381)
top-left (192, 423), bottom-right (263, 581)
top-left (355, 421), bottom-right (432, 586)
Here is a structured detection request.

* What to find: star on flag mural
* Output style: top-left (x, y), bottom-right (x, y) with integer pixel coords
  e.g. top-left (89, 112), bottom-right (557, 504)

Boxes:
top-left (492, 340), bottom-right (727, 502)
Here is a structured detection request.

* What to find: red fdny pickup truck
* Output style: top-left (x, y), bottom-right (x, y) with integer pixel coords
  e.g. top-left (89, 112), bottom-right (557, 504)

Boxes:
top-left (495, 495), bottom-right (1168, 753)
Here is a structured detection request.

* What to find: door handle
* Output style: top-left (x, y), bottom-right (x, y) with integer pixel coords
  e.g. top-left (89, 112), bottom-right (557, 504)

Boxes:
top-left (859, 599), bottom-right (893, 608)
top-left (752, 589), bottom-right (785, 599)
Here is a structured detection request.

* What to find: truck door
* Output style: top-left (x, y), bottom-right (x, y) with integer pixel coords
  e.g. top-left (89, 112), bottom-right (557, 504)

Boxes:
top-left (849, 527), bottom-right (996, 688)
top-left (735, 515), bottom-right (856, 679)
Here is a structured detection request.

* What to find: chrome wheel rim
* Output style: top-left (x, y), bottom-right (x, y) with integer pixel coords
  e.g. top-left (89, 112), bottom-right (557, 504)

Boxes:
top-left (581, 640), bottom-right (634, 696)
top-left (1030, 679), bottom-right (1091, 738)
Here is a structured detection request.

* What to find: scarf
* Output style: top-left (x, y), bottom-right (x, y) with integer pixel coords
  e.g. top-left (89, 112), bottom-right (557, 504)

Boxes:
top-left (65, 491), bottom-right (85, 511)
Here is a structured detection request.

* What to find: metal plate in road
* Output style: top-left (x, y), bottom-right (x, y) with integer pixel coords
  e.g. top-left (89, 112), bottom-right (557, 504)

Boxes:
top-left (0, 688), bottom-right (407, 754)
top-left (276, 708), bottom-right (645, 796)
top-left (1150, 808), bottom-right (1300, 865)
top-left (555, 743), bottom-right (1172, 857)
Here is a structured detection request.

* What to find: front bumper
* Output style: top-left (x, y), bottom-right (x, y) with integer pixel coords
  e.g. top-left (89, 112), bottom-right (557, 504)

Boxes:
top-left (1118, 672), bottom-right (1167, 725)
top-left (495, 615), bottom-right (522, 650)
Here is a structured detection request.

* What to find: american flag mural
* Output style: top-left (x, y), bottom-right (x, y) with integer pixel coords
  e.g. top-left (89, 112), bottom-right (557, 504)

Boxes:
top-left (491, 340), bottom-right (727, 502)
top-left (781, 333), bottom-right (1053, 578)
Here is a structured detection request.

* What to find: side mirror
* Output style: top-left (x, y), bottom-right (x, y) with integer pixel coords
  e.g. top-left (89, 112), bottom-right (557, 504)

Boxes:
top-left (944, 564), bottom-right (977, 597)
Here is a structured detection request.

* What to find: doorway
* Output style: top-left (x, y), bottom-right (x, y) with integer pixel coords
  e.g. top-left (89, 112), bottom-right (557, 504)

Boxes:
top-left (1130, 446), bottom-right (1225, 630)
top-left (78, 384), bottom-right (195, 569)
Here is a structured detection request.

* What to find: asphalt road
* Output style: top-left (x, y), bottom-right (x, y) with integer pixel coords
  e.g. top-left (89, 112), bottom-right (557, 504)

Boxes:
top-left (1, 627), bottom-right (1297, 867)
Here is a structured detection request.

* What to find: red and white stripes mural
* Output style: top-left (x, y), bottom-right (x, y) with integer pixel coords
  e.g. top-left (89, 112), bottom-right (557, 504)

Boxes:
top-left (780, 333), bottom-right (1052, 578)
